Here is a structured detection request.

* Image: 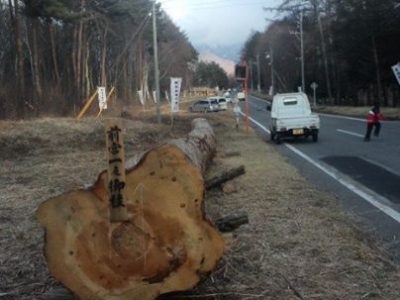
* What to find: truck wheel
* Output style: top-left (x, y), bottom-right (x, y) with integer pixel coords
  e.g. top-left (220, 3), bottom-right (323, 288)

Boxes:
top-left (312, 132), bottom-right (318, 142)
top-left (270, 131), bottom-right (275, 141)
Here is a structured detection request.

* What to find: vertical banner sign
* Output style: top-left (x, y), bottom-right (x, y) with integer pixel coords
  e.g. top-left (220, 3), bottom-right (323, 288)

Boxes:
top-left (137, 90), bottom-right (144, 106)
top-left (105, 120), bottom-right (129, 222)
top-left (391, 63), bottom-right (400, 86)
top-left (97, 87), bottom-right (107, 110)
top-left (165, 91), bottom-right (170, 103)
top-left (170, 77), bottom-right (182, 113)
top-left (152, 90), bottom-right (157, 103)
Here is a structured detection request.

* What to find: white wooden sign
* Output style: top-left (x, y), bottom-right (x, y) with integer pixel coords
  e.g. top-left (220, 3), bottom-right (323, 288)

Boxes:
top-left (97, 87), bottom-right (107, 110)
top-left (170, 77), bottom-right (182, 113)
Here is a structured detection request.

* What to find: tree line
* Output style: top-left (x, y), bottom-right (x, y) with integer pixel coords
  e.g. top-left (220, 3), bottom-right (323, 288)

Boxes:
top-left (0, 0), bottom-right (201, 119)
top-left (242, 0), bottom-right (400, 106)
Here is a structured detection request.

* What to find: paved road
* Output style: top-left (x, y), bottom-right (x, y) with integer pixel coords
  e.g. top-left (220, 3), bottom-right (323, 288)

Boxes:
top-left (241, 95), bottom-right (400, 260)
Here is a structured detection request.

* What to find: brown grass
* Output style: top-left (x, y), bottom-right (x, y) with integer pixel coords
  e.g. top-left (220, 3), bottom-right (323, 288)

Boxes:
top-left (1, 110), bottom-right (400, 299)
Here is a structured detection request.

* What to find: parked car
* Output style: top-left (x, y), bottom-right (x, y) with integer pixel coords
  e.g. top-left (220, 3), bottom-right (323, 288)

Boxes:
top-left (189, 99), bottom-right (219, 113)
top-left (223, 91), bottom-right (232, 102)
top-left (208, 97), bottom-right (228, 110)
top-left (269, 92), bottom-right (320, 144)
top-left (237, 91), bottom-right (245, 101)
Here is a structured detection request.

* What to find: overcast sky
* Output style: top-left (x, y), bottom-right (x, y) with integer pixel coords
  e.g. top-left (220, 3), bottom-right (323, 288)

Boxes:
top-left (160, 0), bottom-right (277, 48)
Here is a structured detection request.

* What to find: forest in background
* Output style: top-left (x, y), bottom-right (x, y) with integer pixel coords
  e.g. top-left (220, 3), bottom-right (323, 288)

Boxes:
top-left (0, 0), bottom-right (201, 119)
top-left (242, 0), bottom-right (400, 106)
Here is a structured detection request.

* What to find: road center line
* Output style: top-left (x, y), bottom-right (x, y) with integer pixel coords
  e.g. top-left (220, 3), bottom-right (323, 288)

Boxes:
top-left (318, 113), bottom-right (365, 122)
top-left (337, 129), bottom-right (364, 138)
top-left (240, 111), bottom-right (400, 224)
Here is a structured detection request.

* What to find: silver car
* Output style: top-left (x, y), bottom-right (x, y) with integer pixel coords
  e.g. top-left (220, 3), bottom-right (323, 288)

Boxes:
top-left (208, 97), bottom-right (228, 110)
top-left (189, 99), bottom-right (219, 113)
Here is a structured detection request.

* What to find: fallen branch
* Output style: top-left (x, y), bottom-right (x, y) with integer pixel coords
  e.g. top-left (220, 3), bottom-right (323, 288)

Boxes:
top-left (205, 165), bottom-right (245, 190)
top-left (215, 212), bottom-right (249, 232)
top-left (279, 273), bottom-right (305, 300)
top-left (223, 151), bottom-right (241, 157)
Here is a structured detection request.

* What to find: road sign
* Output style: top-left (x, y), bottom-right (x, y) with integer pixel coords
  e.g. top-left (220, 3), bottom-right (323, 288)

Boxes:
top-left (310, 82), bottom-right (318, 90)
top-left (391, 63), bottom-right (400, 85)
top-left (235, 64), bottom-right (247, 81)
top-left (310, 82), bottom-right (318, 107)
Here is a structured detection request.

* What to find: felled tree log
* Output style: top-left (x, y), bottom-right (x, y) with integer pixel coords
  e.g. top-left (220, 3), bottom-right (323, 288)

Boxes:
top-left (205, 165), bottom-right (245, 190)
top-left (36, 118), bottom-right (225, 300)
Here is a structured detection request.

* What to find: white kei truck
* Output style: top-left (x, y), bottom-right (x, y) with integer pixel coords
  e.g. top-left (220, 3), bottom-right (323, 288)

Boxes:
top-left (268, 92), bottom-right (320, 144)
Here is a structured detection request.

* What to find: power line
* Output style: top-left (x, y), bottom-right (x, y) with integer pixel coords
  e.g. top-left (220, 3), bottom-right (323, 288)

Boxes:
top-left (162, 0), bottom-right (272, 11)
top-left (112, 10), bottom-right (152, 78)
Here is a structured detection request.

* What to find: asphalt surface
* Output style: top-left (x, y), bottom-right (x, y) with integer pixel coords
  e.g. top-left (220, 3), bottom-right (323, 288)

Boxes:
top-left (241, 95), bottom-right (400, 261)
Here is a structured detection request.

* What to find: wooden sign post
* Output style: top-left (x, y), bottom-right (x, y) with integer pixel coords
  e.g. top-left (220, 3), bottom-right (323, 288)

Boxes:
top-left (105, 119), bottom-right (129, 222)
top-left (76, 90), bottom-right (98, 120)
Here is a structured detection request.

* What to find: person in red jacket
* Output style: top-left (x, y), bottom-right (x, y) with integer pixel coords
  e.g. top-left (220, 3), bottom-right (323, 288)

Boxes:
top-left (364, 102), bottom-right (383, 141)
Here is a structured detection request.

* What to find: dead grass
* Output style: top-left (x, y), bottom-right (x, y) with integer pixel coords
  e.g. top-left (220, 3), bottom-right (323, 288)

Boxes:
top-left (1, 110), bottom-right (400, 299)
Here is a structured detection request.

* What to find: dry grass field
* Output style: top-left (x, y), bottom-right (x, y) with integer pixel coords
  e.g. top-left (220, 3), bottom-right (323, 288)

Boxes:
top-left (1, 109), bottom-right (400, 299)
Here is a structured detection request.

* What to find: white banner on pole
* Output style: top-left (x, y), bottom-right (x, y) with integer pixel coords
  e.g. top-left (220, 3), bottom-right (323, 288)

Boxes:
top-left (97, 87), bottom-right (107, 110)
top-left (137, 90), bottom-right (144, 106)
top-left (165, 91), bottom-right (170, 103)
top-left (391, 63), bottom-right (400, 85)
top-left (152, 90), bottom-right (157, 103)
top-left (170, 77), bottom-right (182, 113)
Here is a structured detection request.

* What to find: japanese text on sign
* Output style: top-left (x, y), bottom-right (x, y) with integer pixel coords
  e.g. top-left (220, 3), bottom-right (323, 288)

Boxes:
top-left (98, 87), bottom-right (107, 110)
top-left (170, 77), bottom-right (182, 113)
top-left (106, 125), bottom-right (125, 208)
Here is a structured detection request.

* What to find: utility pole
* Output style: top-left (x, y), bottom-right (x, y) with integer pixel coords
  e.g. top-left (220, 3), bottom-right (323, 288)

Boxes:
top-left (265, 5), bottom-right (306, 93)
top-left (300, 11), bottom-right (305, 93)
top-left (271, 46), bottom-right (275, 95)
top-left (152, 1), bottom-right (161, 124)
top-left (267, 46), bottom-right (275, 95)
top-left (256, 54), bottom-right (261, 93)
top-left (249, 59), bottom-right (254, 91)
top-left (317, 12), bottom-right (332, 102)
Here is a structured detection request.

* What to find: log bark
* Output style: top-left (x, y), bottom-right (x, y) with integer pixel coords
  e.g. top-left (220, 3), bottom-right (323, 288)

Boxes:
top-left (36, 118), bottom-right (224, 300)
top-left (205, 165), bottom-right (245, 190)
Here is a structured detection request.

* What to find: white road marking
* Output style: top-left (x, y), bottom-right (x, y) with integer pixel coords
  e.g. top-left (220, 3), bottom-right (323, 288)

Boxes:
top-left (337, 129), bottom-right (364, 138)
top-left (317, 113), bottom-right (398, 124)
top-left (240, 111), bottom-right (400, 224)
top-left (319, 113), bottom-right (365, 122)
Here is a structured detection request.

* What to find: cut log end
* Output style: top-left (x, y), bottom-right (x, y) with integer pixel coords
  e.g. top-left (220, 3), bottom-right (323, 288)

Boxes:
top-left (36, 119), bottom-right (224, 300)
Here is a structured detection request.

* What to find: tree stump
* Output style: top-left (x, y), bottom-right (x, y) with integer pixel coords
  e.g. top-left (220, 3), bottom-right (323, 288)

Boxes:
top-left (36, 118), bottom-right (225, 300)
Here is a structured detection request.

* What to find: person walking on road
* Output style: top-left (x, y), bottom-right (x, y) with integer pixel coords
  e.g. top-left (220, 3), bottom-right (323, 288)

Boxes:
top-left (364, 102), bottom-right (383, 141)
